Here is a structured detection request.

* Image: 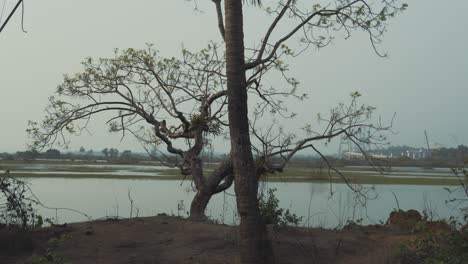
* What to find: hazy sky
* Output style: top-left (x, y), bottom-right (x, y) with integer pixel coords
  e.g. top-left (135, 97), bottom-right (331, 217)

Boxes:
top-left (0, 0), bottom-right (467, 154)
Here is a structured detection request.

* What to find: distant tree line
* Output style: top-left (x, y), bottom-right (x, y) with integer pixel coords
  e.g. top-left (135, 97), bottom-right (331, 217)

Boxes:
top-left (2, 145), bottom-right (466, 168)
top-left (0, 147), bottom-right (151, 163)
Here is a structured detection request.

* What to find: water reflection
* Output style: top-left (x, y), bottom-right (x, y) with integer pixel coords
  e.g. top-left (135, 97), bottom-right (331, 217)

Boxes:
top-left (27, 178), bottom-right (465, 228)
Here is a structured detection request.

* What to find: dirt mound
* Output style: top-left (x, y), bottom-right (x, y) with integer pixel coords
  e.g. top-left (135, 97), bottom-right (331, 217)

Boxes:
top-left (386, 209), bottom-right (454, 234)
top-left (387, 209), bottom-right (422, 231)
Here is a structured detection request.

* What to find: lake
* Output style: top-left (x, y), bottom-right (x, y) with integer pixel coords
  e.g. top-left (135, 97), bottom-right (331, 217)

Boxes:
top-left (25, 177), bottom-right (465, 228)
top-left (1, 161), bottom-right (464, 228)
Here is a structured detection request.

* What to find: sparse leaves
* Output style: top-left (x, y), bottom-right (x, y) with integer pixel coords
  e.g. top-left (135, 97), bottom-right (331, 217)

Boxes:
top-left (0, 171), bottom-right (42, 229)
top-left (258, 188), bottom-right (302, 228)
top-left (28, 44), bottom-right (228, 154)
top-left (248, 0), bottom-right (407, 70)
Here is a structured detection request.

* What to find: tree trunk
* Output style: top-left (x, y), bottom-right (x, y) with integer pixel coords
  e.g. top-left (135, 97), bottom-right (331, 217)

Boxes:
top-left (224, 1), bottom-right (273, 263)
top-left (186, 149), bottom-right (209, 219)
top-left (189, 189), bottom-right (212, 220)
top-left (188, 155), bottom-right (233, 220)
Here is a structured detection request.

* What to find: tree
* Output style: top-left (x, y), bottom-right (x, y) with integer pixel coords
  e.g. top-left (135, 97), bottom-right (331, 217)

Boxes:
top-left (15, 149), bottom-right (39, 161)
top-left (223, 1), bottom-right (272, 262)
top-left (28, 45), bottom-right (236, 219)
top-left (28, 42), bottom-right (389, 223)
top-left (0, 0), bottom-right (25, 35)
top-left (29, 0), bottom-right (405, 261)
top-left (219, 0), bottom-right (406, 262)
top-left (120, 150), bottom-right (133, 161)
top-left (108, 148), bottom-right (119, 160)
top-left (102, 148), bottom-right (109, 158)
top-left (44, 149), bottom-right (61, 159)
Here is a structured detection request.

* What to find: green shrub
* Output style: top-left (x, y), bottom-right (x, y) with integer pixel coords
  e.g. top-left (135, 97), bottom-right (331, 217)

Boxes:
top-left (258, 188), bottom-right (302, 228)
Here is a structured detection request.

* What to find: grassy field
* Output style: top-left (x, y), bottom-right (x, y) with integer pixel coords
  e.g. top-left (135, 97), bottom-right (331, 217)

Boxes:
top-left (0, 160), bottom-right (461, 185)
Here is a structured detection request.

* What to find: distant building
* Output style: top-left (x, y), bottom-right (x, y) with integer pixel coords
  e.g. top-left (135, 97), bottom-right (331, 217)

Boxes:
top-left (340, 143), bottom-right (446, 160)
top-left (342, 152), bottom-right (390, 160)
top-left (404, 149), bottom-right (428, 159)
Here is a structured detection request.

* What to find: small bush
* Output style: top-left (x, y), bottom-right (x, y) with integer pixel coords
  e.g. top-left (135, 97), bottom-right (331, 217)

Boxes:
top-left (258, 188), bottom-right (302, 228)
top-left (0, 171), bottom-right (42, 229)
top-left (400, 219), bottom-right (468, 264)
top-left (23, 235), bottom-right (70, 264)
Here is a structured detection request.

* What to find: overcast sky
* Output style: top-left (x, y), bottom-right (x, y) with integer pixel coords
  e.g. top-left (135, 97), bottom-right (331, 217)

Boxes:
top-left (0, 0), bottom-right (467, 154)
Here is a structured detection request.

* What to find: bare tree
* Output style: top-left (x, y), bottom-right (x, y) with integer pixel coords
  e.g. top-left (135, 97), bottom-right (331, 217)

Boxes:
top-left (29, 1), bottom-right (407, 261)
top-left (0, 0), bottom-right (26, 34)
top-left (101, 148), bottom-right (109, 159)
top-left (219, 0), bottom-right (406, 263)
top-left (252, 92), bottom-right (393, 182)
top-left (28, 42), bottom-right (390, 224)
top-left (28, 44), bottom-right (234, 219)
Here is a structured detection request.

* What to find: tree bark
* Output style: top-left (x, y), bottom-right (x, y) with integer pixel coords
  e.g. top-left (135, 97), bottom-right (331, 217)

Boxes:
top-left (224, 1), bottom-right (273, 263)
top-left (189, 189), bottom-right (212, 220)
top-left (188, 155), bottom-right (233, 220)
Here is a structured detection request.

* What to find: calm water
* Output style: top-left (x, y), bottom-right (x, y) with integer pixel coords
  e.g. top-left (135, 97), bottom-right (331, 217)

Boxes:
top-left (5, 163), bottom-right (458, 179)
top-left (26, 177), bottom-right (465, 228)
